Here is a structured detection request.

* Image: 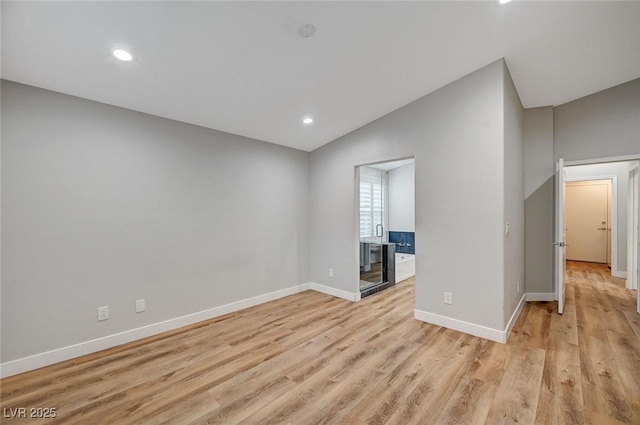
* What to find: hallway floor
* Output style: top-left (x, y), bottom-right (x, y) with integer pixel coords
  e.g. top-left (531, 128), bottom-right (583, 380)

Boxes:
top-left (512, 260), bottom-right (639, 424)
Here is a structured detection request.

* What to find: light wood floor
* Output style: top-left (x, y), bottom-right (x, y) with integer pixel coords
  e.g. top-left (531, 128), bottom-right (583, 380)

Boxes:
top-left (1, 262), bottom-right (638, 424)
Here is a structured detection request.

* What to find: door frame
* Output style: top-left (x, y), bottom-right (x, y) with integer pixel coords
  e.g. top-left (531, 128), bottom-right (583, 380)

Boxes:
top-left (354, 157), bottom-right (416, 297)
top-left (627, 162), bottom-right (639, 291)
top-left (564, 175), bottom-right (617, 273)
top-left (557, 154), bottom-right (640, 314)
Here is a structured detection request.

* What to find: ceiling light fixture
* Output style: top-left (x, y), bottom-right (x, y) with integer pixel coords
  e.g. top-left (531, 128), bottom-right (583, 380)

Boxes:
top-left (499, 0), bottom-right (512, 4)
top-left (112, 49), bottom-right (134, 62)
top-left (303, 117), bottom-right (313, 124)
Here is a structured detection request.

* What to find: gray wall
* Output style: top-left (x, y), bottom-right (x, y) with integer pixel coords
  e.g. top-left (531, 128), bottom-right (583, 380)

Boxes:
top-left (565, 162), bottom-right (632, 273)
top-left (6, 61), bottom-right (635, 364)
top-left (1, 80), bottom-right (310, 362)
top-left (503, 63), bottom-right (525, 324)
top-left (554, 78), bottom-right (640, 162)
top-left (524, 107), bottom-right (554, 294)
top-left (524, 108), bottom-right (554, 200)
top-left (523, 79), bottom-right (640, 296)
top-left (310, 60), bottom-right (513, 331)
top-left (388, 163), bottom-right (415, 232)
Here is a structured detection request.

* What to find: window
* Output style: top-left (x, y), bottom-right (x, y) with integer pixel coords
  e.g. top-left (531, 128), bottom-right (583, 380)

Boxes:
top-left (360, 180), bottom-right (385, 238)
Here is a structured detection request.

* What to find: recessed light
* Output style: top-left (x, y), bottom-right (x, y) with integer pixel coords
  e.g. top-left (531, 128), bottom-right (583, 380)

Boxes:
top-left (303, 117), bottom-right (313, 124)
top-left (112, 49), bottom-right (134, 62)
top-left (499, 0), bottom-right (512, 4)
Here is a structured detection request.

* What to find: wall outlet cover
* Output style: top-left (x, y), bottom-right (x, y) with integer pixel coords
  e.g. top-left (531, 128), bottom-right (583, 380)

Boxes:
top-left (97, 306), bottom-right (109, 321)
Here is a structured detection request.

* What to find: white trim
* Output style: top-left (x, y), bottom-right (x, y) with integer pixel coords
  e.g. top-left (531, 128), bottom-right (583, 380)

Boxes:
top-left (414, 310), bottom-right (505, 343)
top-left (309, 282), bottom-right (361, 302)
top-left (627, 163), bottom-right (639, 290)
top-left (564, 154), bottom-right (640, 167)
top-left (0, 283), bottom-right (311, 378)
top-left (354, 167), bottom-right (363, 294)
top-left (504, 294), bottom-right (527, 342)
top-left (564, 175), bottom-right (620, 276)
top-left (556, 159), bottom-right (566, 313)
top-left (395, 272), bottom-right (415, 283)
top-left (414, 293), bottom-right (526, 344)
top-left (525, 292), bottom-right (555, 302)
top-left (612, 271), bottom-right (627, 279)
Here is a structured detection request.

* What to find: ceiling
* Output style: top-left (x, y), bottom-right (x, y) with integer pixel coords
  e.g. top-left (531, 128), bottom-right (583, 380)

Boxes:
top-left (2, 1), bottom-right (639, 152)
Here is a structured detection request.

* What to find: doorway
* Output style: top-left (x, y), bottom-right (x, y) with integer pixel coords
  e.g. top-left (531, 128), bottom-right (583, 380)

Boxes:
top-left (555, 156), bottom-right (640, 315)
top-left (564, 162), bottom-right (634, 278)
top-left (356, 158), bottom-right (415, 298)
top-left (565, 179), bottom-right (612, 265)
top-left (358, 165), bottom-right (389, 291)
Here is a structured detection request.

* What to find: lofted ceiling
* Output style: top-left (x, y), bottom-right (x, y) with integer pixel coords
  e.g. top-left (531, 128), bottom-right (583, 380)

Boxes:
top-left (2, 1), bottom-right (639, 152)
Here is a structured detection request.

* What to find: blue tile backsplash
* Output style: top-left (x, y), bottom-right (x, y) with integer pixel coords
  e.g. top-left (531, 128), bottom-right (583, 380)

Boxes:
top-left (389, 231), bottom-right (415, 254)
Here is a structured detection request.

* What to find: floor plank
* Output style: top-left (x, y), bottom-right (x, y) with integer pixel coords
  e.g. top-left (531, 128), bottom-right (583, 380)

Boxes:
top-left (534, 338), bottom-right (585, 425)
top-left (484, 346), bottom-right (546, 425)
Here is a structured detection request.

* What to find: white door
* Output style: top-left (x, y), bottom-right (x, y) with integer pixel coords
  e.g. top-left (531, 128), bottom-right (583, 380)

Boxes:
top-left (565, 180), bottom-right (610, 263)
top-left (555, 159), bottom-right (567, 314)
top-left (636, 166), bottom-right (640, 314)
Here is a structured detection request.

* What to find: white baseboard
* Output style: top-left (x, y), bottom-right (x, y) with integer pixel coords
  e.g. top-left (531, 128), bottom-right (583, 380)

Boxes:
top-left (625, 278), bottom-right (638, 290)
top-left (0, 283), bottom-right (310, 379)
top-left (525, 292), bottom-right (555, 302)
top-left (505, 294), bottom-right (526, 343)
top-left (414, 309), bottom-right (505, 343)
top-left (309, 282), bottom-right (361, 302)
top-left (395, 272), bottom-right (415, 283)
top-left (612, 270), bottom-right (627, 279)
top-left (414, 294), bottom-right (526, 344)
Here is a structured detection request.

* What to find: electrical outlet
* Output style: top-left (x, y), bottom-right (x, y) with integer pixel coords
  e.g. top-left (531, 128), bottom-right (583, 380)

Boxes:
top-left (329, 268), bottom-right (334, 278)
top-left (97, 306), bottom-right (109, 321)
top-left (135, 299), bottom-right (145, 313)
top-left (444, 292), bottom-right (453, 305)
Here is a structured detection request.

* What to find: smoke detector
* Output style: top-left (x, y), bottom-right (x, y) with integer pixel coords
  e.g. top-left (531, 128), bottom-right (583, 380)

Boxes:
top-left (298, 24), bottom-right (316, 38)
